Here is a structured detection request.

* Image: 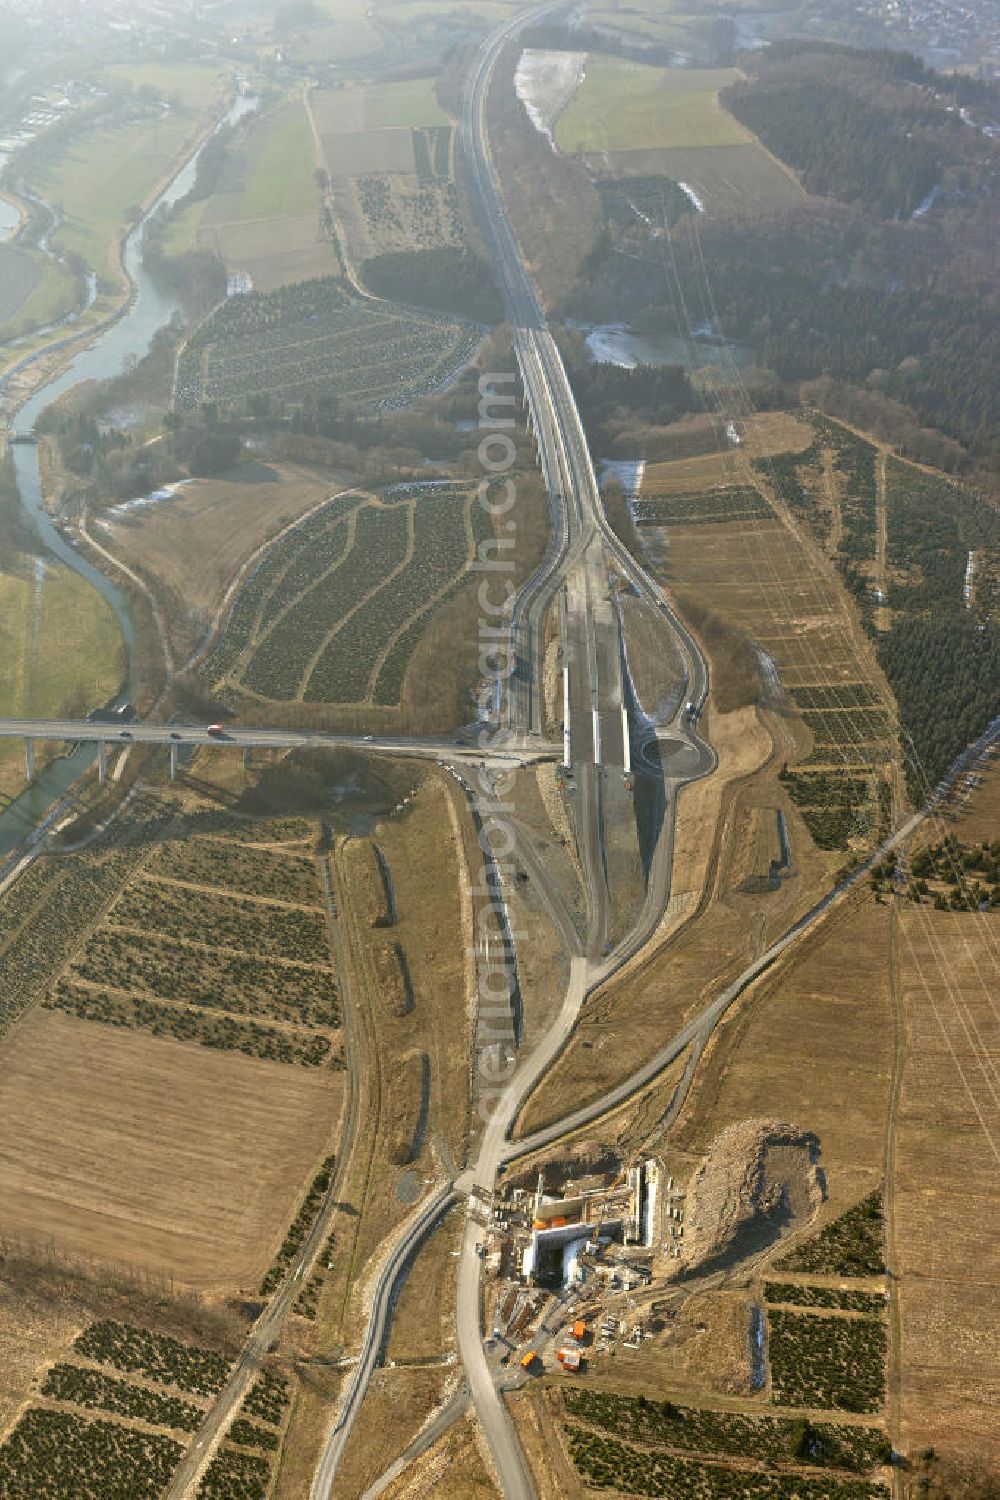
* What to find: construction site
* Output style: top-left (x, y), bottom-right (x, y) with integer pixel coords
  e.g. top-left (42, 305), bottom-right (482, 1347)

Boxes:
top-left (474, 1152), bottom-right (688, 1377)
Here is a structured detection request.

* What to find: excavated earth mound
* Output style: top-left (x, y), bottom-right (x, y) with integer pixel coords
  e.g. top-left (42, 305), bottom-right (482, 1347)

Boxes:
top-left (681, 1118), bottom-right (821, 1276)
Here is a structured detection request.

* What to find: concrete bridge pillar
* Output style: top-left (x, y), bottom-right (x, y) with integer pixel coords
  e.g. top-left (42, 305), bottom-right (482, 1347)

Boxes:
top-left (169, 741), bottom-right (178, 781)
top-left (97, 740), bottom-right (107, 785)
top-left (24, 738), bottom-right (34, 783)
top-left (242, 746), bottom-right (251, 776)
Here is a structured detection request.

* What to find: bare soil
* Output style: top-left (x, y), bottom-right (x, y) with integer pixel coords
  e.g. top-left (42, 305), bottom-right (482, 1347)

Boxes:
top-left (0, 1008), bottom-right (344, 1292)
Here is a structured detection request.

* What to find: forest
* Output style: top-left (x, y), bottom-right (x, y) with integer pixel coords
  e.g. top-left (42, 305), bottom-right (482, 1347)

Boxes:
top-left (723, 44), bottom-right (997, 217)
top-left (570, 42), bottom-right (1000, 461)
top-left (361, 246), bottom-right (504, 324)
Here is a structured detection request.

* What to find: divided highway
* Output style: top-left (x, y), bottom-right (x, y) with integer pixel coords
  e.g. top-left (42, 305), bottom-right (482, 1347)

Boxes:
top-left (309, 6), bottom-right (720, 1497)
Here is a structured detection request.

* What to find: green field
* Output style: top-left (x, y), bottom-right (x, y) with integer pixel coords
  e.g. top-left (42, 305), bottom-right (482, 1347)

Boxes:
top-left (0, 563), bottom-right (122, 712)
top-left (236, 107), bottom-right (319, 220)
top-left (279, 0), bottom-right (382, 62)
top-left (310, 77), bottom-right (448, 140)
top-left (0, 564), bottom-right (123, 789)
top-left (33, 115), bottom-right (200, 285)
top-left (6, 257), bottom-right (80, 334)
top-left (102, 62), bottom-right (227, 113)
top-left (555, 58), bottom-right (803, 211)
top-left (0, 243), bottom-right (81, 343)
top-left (163, 101), bottom-right (332, 289)
top-left (364, 77), bottom-right (448, 129)
top-left (557, 60), bottom-right (746, 153)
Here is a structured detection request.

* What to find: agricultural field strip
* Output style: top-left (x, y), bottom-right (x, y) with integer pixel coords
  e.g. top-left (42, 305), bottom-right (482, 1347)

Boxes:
top-left (107, 873), bottom-right (330, 953)
top-left (561, 1391), bottom-right (888, 1470)
top-left (205, 498), bottom-right (362, 685)
top-left (0, 1319), bottom-right (241, 1498)
top-left (96, 914), bottom-right (332, 968)
top-left (226, 484), bottom-right (480, 705)
top-left (0, 825), bottom-right (169, 1039)
top-left (198, 1446), bottom-right (271, 1498)
top-left (60, 942), bottom-right (340, 1036)
top-left (0, 1408), bottom-right (182, 1500)
top-left (654, 471), bottom-right (892, 837)
top-left (39, 1364), bottom-right (206, 1434)
top-left (45, 983), bottom-right (335, 1067)
top-left (52, 853), bottom-right (343, 1055)
top-left (365, 491), bottom-right (478, 692)
top-left (766, 1309), bottom-right (887, 1413)
top-left (199, 328), bottom-right (477, 406)
top-left (298, 501), bottom-right (416, 699)
top-left (238, 503), bottom-right (411, 699)
top-left (565, 1426), bottom-right (888, 1499)
top-left (176, 278), bottom-right (473, 410)
top-left (305, 487), bottom-right (485, 703)
top-left (239, 512), bottom-right (357, 658)
top-left (57, 975), bottom-right (334, 1036)
top-left (150, 837), bottom-right (323, 903)
top-left (137, 871), bottom-right (323, 913)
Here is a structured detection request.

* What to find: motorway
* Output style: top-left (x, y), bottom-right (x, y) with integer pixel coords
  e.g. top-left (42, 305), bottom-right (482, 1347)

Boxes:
top-left (307, 6), bottom-right (718, 1498)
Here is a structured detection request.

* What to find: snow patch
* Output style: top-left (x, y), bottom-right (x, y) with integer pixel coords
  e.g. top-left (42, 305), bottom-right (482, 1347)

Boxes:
top-left (515, 48), bottom-right (586, 148)
top-left (677, 180), bottom-right (704, 213)
top-left (964, 549), bottom-right (975, 609)
top-left (912, 183), bottom-right (941, 218)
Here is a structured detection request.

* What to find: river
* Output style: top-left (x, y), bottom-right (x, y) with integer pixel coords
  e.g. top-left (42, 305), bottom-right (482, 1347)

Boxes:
top-left (0, 92), bottom-right (256, 861)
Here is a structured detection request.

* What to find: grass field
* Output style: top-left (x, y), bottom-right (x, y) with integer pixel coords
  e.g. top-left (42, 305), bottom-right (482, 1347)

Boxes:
top-left (278, 0), bottom-right (382, 62)
top-left (0, 244), bottom-right (43, 325)
top-left (310, 78), bottom-right (448, 134)
top-left (166, 102), bottom-right (334, 291)
top-left (234, 106), bottom-right (320, 221)
top-left (101, 62), bottom-right (227, 114)
top-left (624, 141), bottom-right (803, 214)
top-left (97, 462), bottom-right (340, 662)
top-left (32, 112), bottom-right (202, 287)
top-left (558, 62), bottom-right (746, 153)
top-left (0, 562), bottom-right (123, 794)
top-left (0, 1006), bottom-right (343, 1290)
top-left (2, 255), bottom-right (80, 335)
top-left (555, 58), bottom-right (803, 212)
top-left (0, 563), bottom-right (122, 719)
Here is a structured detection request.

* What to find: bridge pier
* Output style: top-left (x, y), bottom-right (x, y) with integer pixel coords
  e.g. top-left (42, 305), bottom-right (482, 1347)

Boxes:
top-left (24, 738), bottom-right (34, 784)
top-left (97, 740), bottom-right (107, 785)
top-left (169, 741), bottom-right (178, 781)
top-left (242, 746), bottom-right (251, 776)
